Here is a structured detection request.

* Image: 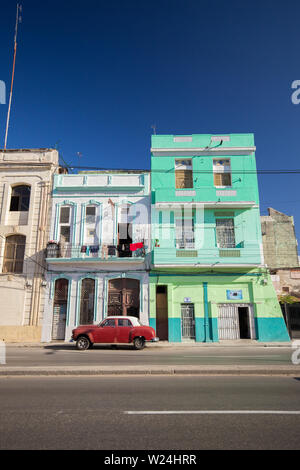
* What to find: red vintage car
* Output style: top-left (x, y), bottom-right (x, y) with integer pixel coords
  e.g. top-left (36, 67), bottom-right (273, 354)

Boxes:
top-left (72, 316), bottom-right (159, 350)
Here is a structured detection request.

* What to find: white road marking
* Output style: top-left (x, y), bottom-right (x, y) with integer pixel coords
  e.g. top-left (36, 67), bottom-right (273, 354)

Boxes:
top-left (182, 355), bottom-right (285, 358)
top-left (125, 410), bottom-right (300, 415)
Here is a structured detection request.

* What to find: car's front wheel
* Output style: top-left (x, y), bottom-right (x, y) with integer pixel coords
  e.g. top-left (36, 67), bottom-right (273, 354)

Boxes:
top-left (76, 336), bottom-right (91, 351)
top-left (133, 337), bottom-right (145, 350)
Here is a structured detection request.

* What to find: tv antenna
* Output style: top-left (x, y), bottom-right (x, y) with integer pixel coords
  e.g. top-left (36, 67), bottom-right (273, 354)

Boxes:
top-left (4, 4), bottom-right (22, 150)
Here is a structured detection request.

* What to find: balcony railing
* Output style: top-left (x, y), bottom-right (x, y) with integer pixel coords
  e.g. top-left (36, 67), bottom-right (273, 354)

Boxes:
top-left (46, 242), bottom-right (146, 260)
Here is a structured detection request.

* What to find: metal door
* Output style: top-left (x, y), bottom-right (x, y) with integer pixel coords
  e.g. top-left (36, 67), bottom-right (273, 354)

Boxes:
top-left (218, 304), bottom-right (240, 339)
top-left (218, 304), bottom-right (256, 340)
top-left (181, 304), bottom-right (195, 339)
top-left (52, 304), bottom-right (67, 340)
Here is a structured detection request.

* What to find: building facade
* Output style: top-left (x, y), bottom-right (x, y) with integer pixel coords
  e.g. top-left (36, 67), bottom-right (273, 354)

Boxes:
top-left (0, 149), bottom-right (59, 341)
top-left (42, 171), bottom-right (151, 342)
top-left (261, 208), bottom-right (300, 338)
top-left (149, 134), bottom-right (290, 342)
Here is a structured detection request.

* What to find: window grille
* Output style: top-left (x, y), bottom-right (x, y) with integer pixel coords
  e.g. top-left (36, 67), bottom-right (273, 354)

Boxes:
top-left (216, 218), bottom-right (235, 248)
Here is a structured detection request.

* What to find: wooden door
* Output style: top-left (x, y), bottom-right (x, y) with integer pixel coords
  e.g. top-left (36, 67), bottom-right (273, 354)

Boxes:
top-left (156, 286), bottom-right (168, 340)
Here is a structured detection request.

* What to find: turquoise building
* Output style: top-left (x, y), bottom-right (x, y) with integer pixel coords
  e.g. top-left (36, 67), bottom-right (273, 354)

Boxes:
top-left (149, 134), bottom-right (290, 343)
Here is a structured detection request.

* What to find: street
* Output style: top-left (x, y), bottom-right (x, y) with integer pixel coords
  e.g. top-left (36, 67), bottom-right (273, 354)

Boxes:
top-left (0, 376), bottom-right (299, 450)
top-left (3, 344), bottom-right (294, 367)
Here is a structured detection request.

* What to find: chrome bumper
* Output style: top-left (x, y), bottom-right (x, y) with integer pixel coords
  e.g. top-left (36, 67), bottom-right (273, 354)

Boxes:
top-left (151, 337), bottom-right (159, 342)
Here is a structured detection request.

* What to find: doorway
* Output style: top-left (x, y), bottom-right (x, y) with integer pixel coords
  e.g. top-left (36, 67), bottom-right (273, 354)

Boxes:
top-left (218, 304), bottom-right (255, 340)
top-left (181, 303), bottom-right (195, 340)
top-left (79, 278), bottom-right (95, 324)
top-left (238, 307), bottom-right (251, 339)
top-left (108, 278), bottom-right (140, 317)
top-left (52, 278), bottom-right (69, 340)
top-left (156, 286), bottom-right (168, 340)
top-left (118, 223), bottom-right (132, 257)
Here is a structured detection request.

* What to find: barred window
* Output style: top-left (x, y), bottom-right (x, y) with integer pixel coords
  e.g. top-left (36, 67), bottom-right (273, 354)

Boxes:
top-left (176, 218), bottom-right (195, 249)
top-left (3, 235), bottom-right (26, 273)
top-left (216, 218), bottom-right (235, 248)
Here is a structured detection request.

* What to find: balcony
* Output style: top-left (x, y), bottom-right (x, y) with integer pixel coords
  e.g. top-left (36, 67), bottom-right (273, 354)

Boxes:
top-left (153, 185), bottom-right (259, 206)
top-left (152, 243), bottom-right (262, 267)
top-left (46, 242), bottom-right (146, 264)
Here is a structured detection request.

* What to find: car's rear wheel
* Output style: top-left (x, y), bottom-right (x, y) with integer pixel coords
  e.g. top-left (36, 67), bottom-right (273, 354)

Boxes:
top-left (133, 337), bottom-right (145, 350)
top-left (76, 336), bottom-right (91, 351)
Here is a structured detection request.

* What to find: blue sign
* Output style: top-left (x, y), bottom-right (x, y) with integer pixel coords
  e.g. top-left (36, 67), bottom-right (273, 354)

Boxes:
top-left (184, 297), bottom-right (192, 303)
top-left (226, 290), bottom-right (243, 300)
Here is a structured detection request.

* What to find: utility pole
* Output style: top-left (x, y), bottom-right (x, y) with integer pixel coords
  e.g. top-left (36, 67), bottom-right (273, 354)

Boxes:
top-left (4, 4), bottom-right (22, 150)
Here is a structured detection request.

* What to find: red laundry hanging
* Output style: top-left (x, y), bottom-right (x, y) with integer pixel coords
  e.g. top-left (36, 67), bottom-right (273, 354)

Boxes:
top-left (130, 242), bottom-right (144, 251)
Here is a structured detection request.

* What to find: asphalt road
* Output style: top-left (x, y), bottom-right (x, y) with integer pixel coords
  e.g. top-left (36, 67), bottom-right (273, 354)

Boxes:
top-left (3, 345), bottom-right (294, 367)
top-left (0, 376), bottom-right (299, 450)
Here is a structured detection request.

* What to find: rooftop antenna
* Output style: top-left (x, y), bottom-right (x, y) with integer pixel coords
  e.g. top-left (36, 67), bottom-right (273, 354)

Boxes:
top-left (151, 124), bottom-right (157, 135)
top-left (4, 4), bottom-right (22, 151)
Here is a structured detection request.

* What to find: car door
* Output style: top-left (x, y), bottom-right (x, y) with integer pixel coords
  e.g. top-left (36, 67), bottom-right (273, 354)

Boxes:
top-left (116, 318), bottom-right (133, 343)
top-left (94, 318), bottom-right (116, 343)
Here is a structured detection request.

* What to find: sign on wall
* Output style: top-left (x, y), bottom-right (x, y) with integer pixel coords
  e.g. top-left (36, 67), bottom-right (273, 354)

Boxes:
top-left (226, 290), bottom-right (243, 300)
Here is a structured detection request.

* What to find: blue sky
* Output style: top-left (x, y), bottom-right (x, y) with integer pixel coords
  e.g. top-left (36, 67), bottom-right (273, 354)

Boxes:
top-left (0, 0), bottom-right (299, 246)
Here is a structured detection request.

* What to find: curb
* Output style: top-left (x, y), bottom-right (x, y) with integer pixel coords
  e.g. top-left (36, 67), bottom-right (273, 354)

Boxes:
top-left (0, 365), bottom-right (299, 377)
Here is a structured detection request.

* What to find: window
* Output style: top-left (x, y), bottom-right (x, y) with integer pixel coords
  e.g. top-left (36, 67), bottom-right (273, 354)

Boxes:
top-left (10, 185), bottom-right (31, 211)
top-left (176, 218), bottom-right (195, 249)
top-left (86, 206), bottom-right (96, 224)
top-left (175, 159), bottom-right (193, 189)
top-left (59, 206), bottom-right (71, 243)
top-left (3, 235), bottom-right (26, 273)
top-left (60, 207), bottom-right (70, 224)
top-left (102, 319), bottom-right (116, 327)
top-left (118, 319), bottom-right (132, 327)
top-left (213, 159), bottom-right (231, 187)
top-left (216, 218), bottom-right (235, 248)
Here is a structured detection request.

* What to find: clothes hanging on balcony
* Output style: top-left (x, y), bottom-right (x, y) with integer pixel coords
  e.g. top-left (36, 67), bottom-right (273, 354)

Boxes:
top-left (129, 242), bottom-right (144, 251)
top-left (80, 245), bottom-right (87, 253)
top-left (90, 245), bottom-right (99, 253)
top-left (108, 245), bottom-right (116, 256)
top-left (101, 244), bottom-right (108, 259)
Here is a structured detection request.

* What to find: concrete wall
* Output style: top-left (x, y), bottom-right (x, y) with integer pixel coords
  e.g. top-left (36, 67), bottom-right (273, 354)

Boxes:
top-left (0, 149), bottom-right (59, 342)
top-left (261, 208), bottom-right (299, 269)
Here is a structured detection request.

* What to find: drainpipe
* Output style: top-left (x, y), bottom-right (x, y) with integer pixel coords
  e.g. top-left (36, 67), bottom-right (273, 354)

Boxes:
top-left (203, 282), bottom-right (212, 342)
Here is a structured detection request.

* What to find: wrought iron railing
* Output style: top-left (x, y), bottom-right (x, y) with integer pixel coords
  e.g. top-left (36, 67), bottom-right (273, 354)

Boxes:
top-left (46, 242), bottom-right (146, 259)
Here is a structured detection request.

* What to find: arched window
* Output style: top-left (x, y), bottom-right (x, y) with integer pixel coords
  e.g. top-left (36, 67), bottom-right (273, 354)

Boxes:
top-left (3, 235), bottom-right (26, 273)
top-left (10, 185), bottom-right (31, 212)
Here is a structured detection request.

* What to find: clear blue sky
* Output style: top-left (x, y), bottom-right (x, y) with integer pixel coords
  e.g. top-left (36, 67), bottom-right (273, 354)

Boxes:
top-left (0, 0), bottom-right (299, 246)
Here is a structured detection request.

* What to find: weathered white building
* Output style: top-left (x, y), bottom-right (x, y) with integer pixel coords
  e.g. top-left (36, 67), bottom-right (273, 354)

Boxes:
top-left (42, 171), bottom-right (151, 342)
top-left (0, 149), bottom-right (59, 341)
